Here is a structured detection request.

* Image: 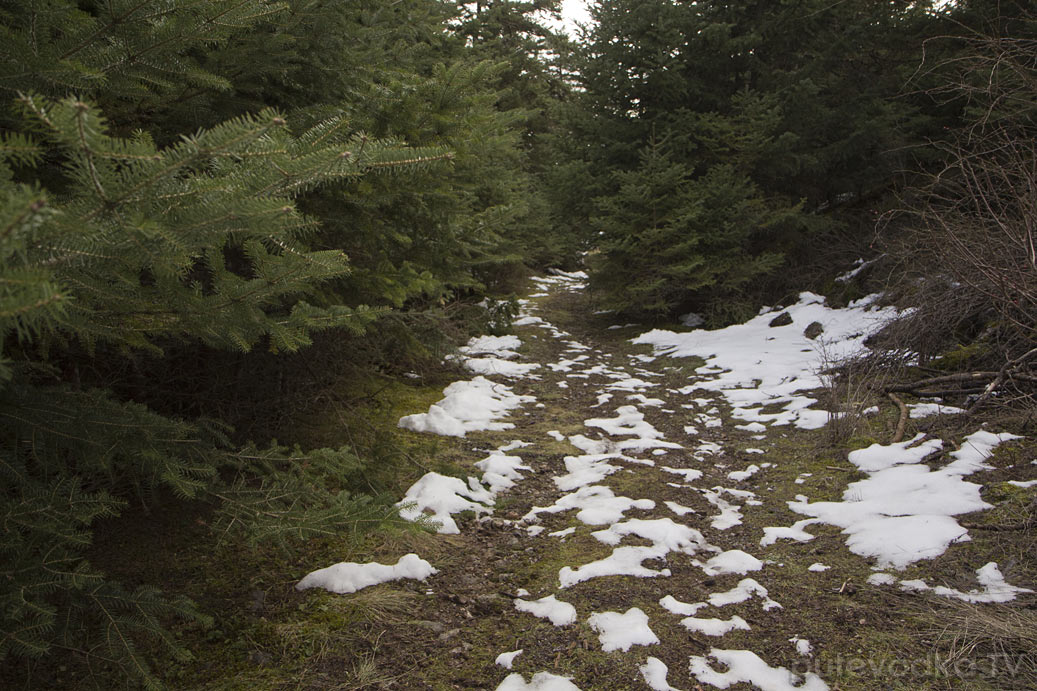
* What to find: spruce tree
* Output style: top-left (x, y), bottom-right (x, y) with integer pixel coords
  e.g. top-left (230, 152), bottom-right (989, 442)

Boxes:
top-left (0, 1), bottom-right (505, 684)
top-left (556, 0), bottom-right (951, 319)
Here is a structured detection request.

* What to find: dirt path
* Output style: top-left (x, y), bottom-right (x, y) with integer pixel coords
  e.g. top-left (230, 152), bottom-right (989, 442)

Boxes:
top-left (340, 274), bottom-right (1034, 690)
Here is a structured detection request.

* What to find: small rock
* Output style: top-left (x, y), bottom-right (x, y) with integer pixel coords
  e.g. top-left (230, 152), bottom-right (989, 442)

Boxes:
top-left (450, 642), bottom-right (472, 656)
top-left (413, 620), bottom-right (448, 634)
top-left (474, 594), bottom-right (503, 614)
top-left (438, 628), bottom-right (462, 642)
top-left (248, 589), bottom-right (266, 614)
top-left (248, 651), bottom-right (272, 666)
top-left (804, 321), bottom-right (824, 339)
top-left (769, 311), bottom-right (793, 327)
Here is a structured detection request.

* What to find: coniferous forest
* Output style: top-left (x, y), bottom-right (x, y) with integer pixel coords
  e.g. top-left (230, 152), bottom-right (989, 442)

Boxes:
top-left (1, 1), bottom-right (1035, 688)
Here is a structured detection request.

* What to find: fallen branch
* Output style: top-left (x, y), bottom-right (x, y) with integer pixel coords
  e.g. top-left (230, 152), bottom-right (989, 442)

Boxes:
top-left (886, 371), bottom-right (998, 393)
top-left (888, 392), bottom-right (908, 443)
top-left (912, 387), bottom-right (988, 398)
top-left (959, 519), bottom-right (1035, 532)
top-left (967, 347), bottom-right (1037, 414)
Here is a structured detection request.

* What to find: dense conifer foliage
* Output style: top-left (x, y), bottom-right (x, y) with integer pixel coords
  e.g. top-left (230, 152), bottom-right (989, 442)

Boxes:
top-left (1, 0), bottom-right (1033, 686)
top-left (559, 0), bottom-right (949, 319)
top-left (0, 0), bottom-right (568, 683)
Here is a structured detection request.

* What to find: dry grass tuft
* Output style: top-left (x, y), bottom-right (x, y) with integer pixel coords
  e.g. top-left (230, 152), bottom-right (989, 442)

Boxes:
top-left (922, 599), bottom-right (1037, 689)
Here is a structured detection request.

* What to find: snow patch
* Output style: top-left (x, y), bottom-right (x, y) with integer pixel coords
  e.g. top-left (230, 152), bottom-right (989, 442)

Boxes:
top-left (398, 377), bottom-right (534, 437)
top-left (514, 595), bottom-right (578, 626)
top-left (296, 553), bottom-right (437, 594)
top-left (495, 649), bottom-right (524, 669)
top-left (587, 608), bottom-right (659, 652)
top-left (689, 648), bottom-right (830, 690)
top-left (496, 672), bottom-right (581, 690)
top-left (397, 473), bottom-right (493, 534)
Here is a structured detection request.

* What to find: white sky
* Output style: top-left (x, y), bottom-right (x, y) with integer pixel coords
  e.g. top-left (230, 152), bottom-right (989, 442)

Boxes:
top-left (556, 0), bottom-right (593, 38)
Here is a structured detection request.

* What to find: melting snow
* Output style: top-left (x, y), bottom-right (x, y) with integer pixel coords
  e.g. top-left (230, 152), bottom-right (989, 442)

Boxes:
top-left (639, 657), bottom-right (680, 691)
top-left (296, 553), bottom-right (437, 594)
top-left (633, 292), bottom-right (898, 431)
top-left (679, 615), bottom-right (751, 636)
top-left (496, 672), bottom-right (581, 690)
top-left (495, 649), bottom-right (524, 669)
top-left (701, 550), bottom-right (764, 576)
top-left (689, 648), bottom-right (830, 690)
top-left (514, 595), bottom-right (578, 626)
top-left (897, 562), bottom-right (1033, 603)
top-left (524, 485), bottom-right (655, 526)
top-left (789, 636), bottom-right (814, 656)
top-left (587, 608), bottom-right (660, 652)
top-left (397, 473), bottom-right (493, 534)
top-left (785, 431), bottom-right (1021, 568)
top-left (398, 376), bottom-right (535, 437)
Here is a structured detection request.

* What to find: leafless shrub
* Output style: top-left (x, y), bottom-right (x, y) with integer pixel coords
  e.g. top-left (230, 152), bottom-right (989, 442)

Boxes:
top-left (816, 338), bottom-right (904, 445)
top-left (876, 14), bottom-right (1037, 414)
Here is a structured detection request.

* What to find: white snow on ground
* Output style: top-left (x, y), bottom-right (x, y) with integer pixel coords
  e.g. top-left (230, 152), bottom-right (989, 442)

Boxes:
top-left (689, 648), bottom-right (830, 691)
top-left (462, 357), bottom-right (542, 378)
top-left (523, 485), bottom-right (655, 526)
top-left (560, 518), bottom-right (715, 588)
top-left (783, 431), bottom-right (1022, 568)
top-left (867, 573), bottom-right (896, 585)
top-left (701, 488), bottom-right (746, 530)
top-left (584, 405), bottom-right (682, 453)
top-left (1008, 479), bottom-right (1037, 488)
top-left (397, 441), bottom-right (533, 532)
top-left (559, 545), bottom-right (671, 587)
top-left (662, 466), bottom-right (704, 482)
top-left (666, 578), bottom-right (783, 613)
top-left (639, 657), bottom-right (681, 691)
top-left (789, 636), bottom-right (813, 656)
top-left (660, 594), bottom-right (705, 616)
top-left (514, 594), bottom-right (578, 626)
top-left (761, 519), bottom-right (820, 547)
top-left (807, 563), bottom-right (829, 572)
top-left (384, 275), bottom-right (1030, 690)
top-left (397, 473), bottom-right (494, 534)
top-left (496, 672), bottom-right (581, 690)
top-left (628, 393), bottom-right (666, 406)
top-left (398, 376), bottom-right (535, 436)
top-left (846, 433), bottom-right (943, 472)
top-left (592, 517), bottom-right (711, 550)
top-left (460, 334), bottom-right (523, 359)
top-left (295, 553), bottom-right (437, 594)
top-left (633, 292), bottom-right (899, 431)
top-left (552, 452), bottom-right (624, 491)
top-left (727, 464), bottom-right (761, 482)
top-left (664, 500), bottom-right (696, 516)
top-left (495, 650), bottom-right (524, 669)
top-left (587, 608), bottom-right (660, 652)
top-left (476, 452), bottom-right (533, 494)
top-left (897, 562), bottom-right (1033, 603)
top-left (701, 550), bottom-right (764, 576)
top-left (908, 402), bottom-right (965, 418)
top-left (679, 615), bottom-right (751, 636)
top-left (456, 333), bottom-right (541, 378)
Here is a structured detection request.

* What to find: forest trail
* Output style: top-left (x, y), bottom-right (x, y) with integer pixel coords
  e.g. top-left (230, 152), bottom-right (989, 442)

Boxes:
top-left (310, 274), bottom-right (1033, 691)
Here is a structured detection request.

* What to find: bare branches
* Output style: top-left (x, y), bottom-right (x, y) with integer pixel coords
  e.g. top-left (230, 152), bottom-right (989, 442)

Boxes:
top-left (879, 12), bottom-right (1037, 416)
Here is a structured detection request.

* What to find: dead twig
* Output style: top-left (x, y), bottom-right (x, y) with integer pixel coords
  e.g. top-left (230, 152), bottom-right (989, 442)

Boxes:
top-left (888, 392), bottom-right (909, 443)
top-left (968, 346), bottom-right (1037, 414)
